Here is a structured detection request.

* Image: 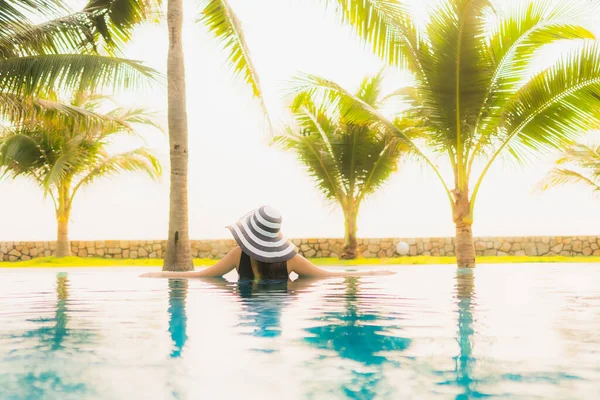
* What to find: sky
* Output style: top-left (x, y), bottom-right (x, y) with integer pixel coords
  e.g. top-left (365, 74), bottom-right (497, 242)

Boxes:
top-left (1, 0), bottom-right (600, 241)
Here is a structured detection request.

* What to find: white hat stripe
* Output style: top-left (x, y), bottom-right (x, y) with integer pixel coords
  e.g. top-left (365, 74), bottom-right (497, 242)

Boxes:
top-left (255, 210), bottom-right (281, 229)
top-left (231, 224), bottom-right (295, 258)
top-left (240, 219), bottom-right (286, 246)
top-left (249, 216), bottom-right (279, 238)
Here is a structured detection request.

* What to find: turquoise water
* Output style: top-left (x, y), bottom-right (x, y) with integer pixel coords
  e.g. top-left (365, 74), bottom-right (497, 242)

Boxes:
top-left (0, 264), bottom-right (599, 400)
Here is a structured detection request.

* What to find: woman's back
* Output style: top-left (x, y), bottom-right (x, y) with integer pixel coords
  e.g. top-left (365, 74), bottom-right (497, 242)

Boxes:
top-left (238, 251), bottom-right (289, 280)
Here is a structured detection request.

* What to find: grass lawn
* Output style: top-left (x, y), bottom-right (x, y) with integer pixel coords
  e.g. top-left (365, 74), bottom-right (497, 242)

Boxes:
top-left (1, 255), bottom-right (600, 268)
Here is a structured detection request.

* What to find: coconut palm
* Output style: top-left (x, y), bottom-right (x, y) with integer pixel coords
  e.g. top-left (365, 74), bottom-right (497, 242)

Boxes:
top-left (276, 72), bottom-right (416, 259)
top-left (311, 0), bottom-right (600, 267)
top-left (0, 93), bottom-right (162, 257)
top-left (0, 0), bottom-right (157, 117)
top-left (538, 143), bottom-right (600, 193)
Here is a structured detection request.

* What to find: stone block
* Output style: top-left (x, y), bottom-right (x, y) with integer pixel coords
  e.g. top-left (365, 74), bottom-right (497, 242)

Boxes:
top-left (409, 245), bottom-right (417, 256)
top-left (8, 249), bottom-right (21, 257)
top-left (123, 250), bottom-right (129, 258)
top-left (524, 244), bottom-right (537, 256)
top-left (9, 255), bottom-right (18, 261)
top-left (572, 241), bottom-right (583, 252)
top-left (30, 248), bottom-right (38, 257)
top-left (368, 244), bottom-right (379, 253)
top-left (500, 242), bottom-right (512, 253)
top-left (130, 251), bottom-right (138, 259)
top-left (300, 244), bottom-right (311, 252)
top-left (21, 255), bottom-right (31, 261)
top-left (594, 250), bottom-right (600, 256)
top-left (475, 242), bottom-right (486, 251)
top-left (541, 237), bottom-right (550, 244)
top-left (120, 241), bottom-right (130, 249)
top-left (551, 244), bottom-right (563, 253)
top-left (79, 249), bottom-right (88, 258)
top-left (96, 249), bottom-right (105, 256)
top-left (95, 241), bottom-right (106, 248)
top-left (198, 243), bottom-right (211, 252)
top-left (536, 243), bottom-right (550, 255)
top-left (108, 248), bottom-right (121, 255)
top-left (515, 250), bottom-right (525, 256)
top-left (483, 249), bottom-right (496, 256)
top-left (44, 250), bottom-right (52, 257)
top-left (149, 252), bottom-right (157, 258)
top-left (583, 247), bottom-right (592, 256)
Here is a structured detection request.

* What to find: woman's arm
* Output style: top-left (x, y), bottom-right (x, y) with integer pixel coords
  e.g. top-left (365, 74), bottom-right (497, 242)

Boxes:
top-left (288, 254), bottom-right (394, 278)
top-left (141, 247), bottom-right (241, 278)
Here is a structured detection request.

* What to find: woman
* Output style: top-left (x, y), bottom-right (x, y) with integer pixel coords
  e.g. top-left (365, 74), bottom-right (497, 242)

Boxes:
top-left (142, 206), bottom-right (394, 279)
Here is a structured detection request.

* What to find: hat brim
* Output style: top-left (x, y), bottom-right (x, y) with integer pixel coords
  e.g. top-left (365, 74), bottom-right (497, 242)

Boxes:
top-left (226, 222), bottom-right (296, 263)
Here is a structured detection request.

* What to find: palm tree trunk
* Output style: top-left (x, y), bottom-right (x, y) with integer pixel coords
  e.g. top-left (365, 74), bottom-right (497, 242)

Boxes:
top-left (55, 187), bottom-right (71, 257)
top-left (453, 189), bottom-right (476, 268)
top-left (455, 221), bottom-right (475, 268)
top-left (56, 216), bottom-right (71, 257)
top-left (341, 207), bottom-right (359, 259)
top-left (163, 0), bottom-right (193, 271)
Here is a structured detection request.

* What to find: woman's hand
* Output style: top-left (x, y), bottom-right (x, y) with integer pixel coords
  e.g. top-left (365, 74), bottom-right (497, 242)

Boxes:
top-left (140, 272), bottom-right (165, 278)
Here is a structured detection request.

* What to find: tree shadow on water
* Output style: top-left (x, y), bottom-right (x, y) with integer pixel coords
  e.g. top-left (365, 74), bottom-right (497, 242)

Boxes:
top-left (302, 277), bottom-right (412, 399)
top-left (5, 273), bottom-right (92, 398)
top-left (167, 279), bottom-right (189, 359)
top-left (452, 269), bottom-right (480, 400)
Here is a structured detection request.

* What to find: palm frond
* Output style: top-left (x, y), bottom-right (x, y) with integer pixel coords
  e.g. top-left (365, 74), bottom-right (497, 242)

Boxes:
top-left (474, 0), bottom-right (595, 141)
top-left (0, 54), bottom-right (159, 96)
top-left (197, 0), bottom-right (262, 98)
top-left (325, 0), bottom-right (424, 72)
top-left (355, 69), bottom-right (384, 106)
top-left (538, 168), bottom-right (600, 192)
top-left (503, 41), bottom-right (600, 156)
top-left (274, 129), bottom-right (345, 203)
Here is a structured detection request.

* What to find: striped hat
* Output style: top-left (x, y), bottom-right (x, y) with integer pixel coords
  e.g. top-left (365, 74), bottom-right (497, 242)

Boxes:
top-left (226, 206), bottom-right (297, 263)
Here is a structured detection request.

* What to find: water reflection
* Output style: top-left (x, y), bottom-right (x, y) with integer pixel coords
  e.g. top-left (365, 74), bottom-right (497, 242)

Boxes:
top-left (201, 278), bottom-right (315, 344)
top-left (167, 279), bottom-right (188, 358)
top-left (303, 277), bottom-right (411, 399)
top-left (10, 273), bottom-right (90, 397)
top-left (454, 269), bottom-right (478, 400)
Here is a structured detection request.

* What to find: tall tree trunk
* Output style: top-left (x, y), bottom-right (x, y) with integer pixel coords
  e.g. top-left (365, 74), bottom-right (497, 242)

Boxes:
top-left (453, 189), bottom-right (476, 268)
top-left (56, 216), bottom-right (71, 257)
top-left (163, 0), bottom-right (193, 271)
top-left (55, 185), bottom-right (71, 257)
top-left (341, 206), bottom-right (359, 259)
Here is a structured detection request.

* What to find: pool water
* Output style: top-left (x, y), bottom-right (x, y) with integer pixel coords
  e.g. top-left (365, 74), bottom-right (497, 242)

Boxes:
top-left (0, 264), bottom-right (598, 400)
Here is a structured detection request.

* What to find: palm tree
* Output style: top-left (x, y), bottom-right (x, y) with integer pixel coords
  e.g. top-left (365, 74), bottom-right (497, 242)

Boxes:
top-left (312, 0), bottom-right (600, 267)
top-left (0, 0), bottom-right (157, 116)
top-left (162, 0), bottom-right (265, 271)
top-left (276, 72), bottom-right (415, 259)
top-left (538, 143), bottom-right (600, 193)
top-left (0, 93), bottom-right (162, 257)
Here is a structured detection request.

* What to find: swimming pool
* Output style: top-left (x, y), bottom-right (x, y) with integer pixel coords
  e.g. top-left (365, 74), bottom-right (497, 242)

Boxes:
top-left (0, 264), bottom-right (598, 399)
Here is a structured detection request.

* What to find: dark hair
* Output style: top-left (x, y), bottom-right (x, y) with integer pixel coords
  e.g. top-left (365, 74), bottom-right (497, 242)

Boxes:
top-left (250, 258), bottom-right (289, 280)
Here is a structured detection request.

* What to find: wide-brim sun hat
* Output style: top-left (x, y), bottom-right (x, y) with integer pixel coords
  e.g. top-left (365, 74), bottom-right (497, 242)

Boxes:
top-left (226, 206), bottom-right (297, 263)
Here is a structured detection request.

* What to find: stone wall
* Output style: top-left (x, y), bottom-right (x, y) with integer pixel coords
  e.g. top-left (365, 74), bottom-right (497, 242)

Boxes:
top-left (1, 236), bottom-right (599, 262)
